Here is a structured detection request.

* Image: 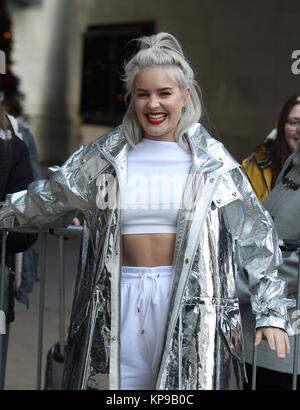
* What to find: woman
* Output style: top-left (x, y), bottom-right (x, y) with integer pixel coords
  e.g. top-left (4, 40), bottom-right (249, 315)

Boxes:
top-left (241, 94), bottom-right (300, 202)
top-left (0, 33), bottom-right (294, 390)
top-left (0, 104), bottom-right (37, 389)
top-left (239, 99), bottom-right (300, 390)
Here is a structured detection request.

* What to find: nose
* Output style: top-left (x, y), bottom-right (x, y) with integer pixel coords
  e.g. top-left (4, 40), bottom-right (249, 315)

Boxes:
top-left (147, 94), bottom-right (160, 110)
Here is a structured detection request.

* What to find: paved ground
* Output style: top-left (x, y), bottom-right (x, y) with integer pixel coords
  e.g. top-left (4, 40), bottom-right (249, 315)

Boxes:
top-left (5, 233), bottom-right (80, 390)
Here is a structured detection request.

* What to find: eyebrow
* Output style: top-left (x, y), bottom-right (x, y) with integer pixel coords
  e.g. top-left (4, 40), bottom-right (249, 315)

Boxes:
top-left (135, 87), bottom-right (174, 92)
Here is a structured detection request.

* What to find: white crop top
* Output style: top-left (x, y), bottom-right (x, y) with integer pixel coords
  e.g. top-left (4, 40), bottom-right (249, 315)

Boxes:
top-left (122, 138), bottom-right (192, 235)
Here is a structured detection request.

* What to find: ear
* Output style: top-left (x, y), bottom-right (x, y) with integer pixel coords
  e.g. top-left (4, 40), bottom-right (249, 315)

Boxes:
top-left (183, 88), bottom-right (191, 107)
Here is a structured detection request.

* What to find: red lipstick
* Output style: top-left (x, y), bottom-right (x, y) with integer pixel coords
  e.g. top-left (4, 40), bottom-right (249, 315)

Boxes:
top-left (145, 112), bottom-right (168, 125)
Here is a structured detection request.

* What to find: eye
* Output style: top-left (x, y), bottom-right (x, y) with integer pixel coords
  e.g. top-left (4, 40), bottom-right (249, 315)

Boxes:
top-left (160, 91), bottom-right (172, 96)
top-left (287, 119), bottom-right (299, 127)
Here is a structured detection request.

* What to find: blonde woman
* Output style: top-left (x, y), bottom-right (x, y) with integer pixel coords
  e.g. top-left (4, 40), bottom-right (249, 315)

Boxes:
top-left (0, 33), bottom-right (294, 390)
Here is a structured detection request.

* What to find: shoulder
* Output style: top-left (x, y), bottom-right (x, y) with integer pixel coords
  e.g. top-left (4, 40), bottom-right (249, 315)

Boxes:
top-left (204, 131), bottom-right (240, 172)
top-left (242, 145), bottom-right (267, 161)
top-left (6, 114), bottom-right (24, 140)
top-left (288, 149), bottom-right (300, 171)
top-left (12, 131), bottom-right (30, 158)
top-left (254, 145), bottom-right (269, 162)
top-left (75, 125), bottom-right (124, 158)
top-left (49, 126), bottom-right (124, 183)
top-left (0, 126), bottom-right (28, 158)
top-left (189, 123), bottom-right (240, 169)
top-left (241, 154), bottom-right (253, 170)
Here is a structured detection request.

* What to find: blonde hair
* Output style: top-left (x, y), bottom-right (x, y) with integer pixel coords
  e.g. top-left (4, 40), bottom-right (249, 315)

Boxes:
top-left (122, 32), bottom-right (202, 150)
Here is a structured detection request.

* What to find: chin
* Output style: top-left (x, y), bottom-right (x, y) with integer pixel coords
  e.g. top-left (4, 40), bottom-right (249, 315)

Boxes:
top-left (144, 129), bottom-right (166, 138)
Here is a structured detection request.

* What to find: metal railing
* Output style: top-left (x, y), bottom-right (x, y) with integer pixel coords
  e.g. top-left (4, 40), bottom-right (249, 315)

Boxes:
top-left (0, 225), bottom-right (82, 390)
top-left (0, 229), bottom-right (299, 390)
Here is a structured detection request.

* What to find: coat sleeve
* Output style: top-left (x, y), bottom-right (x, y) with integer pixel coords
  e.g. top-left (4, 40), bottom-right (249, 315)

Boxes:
top-left (225, 167), bottom-right (295, 335)
top-left (0, 145), bottom-right (91, 231)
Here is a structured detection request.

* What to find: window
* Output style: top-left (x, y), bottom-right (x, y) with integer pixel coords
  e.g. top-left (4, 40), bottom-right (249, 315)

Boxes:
top-left (8, 0), bottom-right (42, 6)
top-left (80, 22), bottom-right (155, 126)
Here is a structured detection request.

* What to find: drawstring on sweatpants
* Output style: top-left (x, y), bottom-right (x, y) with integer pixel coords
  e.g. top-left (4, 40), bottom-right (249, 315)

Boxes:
top-left (136, 272), bottom-right (160, 334)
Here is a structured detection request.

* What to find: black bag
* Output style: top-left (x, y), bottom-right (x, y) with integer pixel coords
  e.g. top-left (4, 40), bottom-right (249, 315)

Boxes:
top-left (0, 265), bottom-right (9, 315)
top-left (44, 342), bottom-right (64, 390)
top-left (44, 236), bottom-right (67, 390)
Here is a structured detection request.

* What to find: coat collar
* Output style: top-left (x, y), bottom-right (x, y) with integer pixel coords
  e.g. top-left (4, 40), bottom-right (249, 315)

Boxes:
top-left (185, 123), bottom-right (224, 174)
top-left (96, 125), bottom-right (129, 164)
top-left (97, 123), bottom-right (227, 175)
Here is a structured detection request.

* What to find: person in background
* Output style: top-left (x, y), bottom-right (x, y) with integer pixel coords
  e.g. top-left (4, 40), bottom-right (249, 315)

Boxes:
top-left (0, 33), bottom-right (294, 391)
top-left (238, 96), bottom-right (300, 389)
top-left (241, 94), bottom-right (300, 202)
top-left (0, 84), bottom-right (42, 183)
top-left (0, 101), bottom-right (37, 389)
top-left (0, 87), bottom-right (42, 308)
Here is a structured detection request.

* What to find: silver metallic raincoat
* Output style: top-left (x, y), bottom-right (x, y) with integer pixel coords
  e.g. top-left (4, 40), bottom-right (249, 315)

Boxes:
top-left (0, 123), bottom-right (294, 390)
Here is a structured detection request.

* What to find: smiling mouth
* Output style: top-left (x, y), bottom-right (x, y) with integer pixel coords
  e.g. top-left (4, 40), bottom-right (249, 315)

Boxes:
top-left (145, 112), bottom-right (168, 125)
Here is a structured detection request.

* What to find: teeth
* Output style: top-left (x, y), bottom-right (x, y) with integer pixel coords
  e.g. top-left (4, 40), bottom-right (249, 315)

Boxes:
top-left (147, 113), bottom-right (167, 120)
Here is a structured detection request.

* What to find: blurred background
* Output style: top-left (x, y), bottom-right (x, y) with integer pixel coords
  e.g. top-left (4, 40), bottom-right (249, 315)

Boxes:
top-left (1, 0), bottom-right (300, 167)
top-left (0, 0), bottom-right (300, 390)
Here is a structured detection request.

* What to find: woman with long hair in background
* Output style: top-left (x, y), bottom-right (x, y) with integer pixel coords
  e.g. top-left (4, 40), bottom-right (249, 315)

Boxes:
top-left (242, 94), bottom-right (300, 202)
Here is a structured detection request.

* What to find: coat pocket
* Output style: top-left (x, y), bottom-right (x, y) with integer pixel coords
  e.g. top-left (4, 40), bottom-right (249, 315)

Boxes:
top-left (218, 304), bottom-right (244, 362)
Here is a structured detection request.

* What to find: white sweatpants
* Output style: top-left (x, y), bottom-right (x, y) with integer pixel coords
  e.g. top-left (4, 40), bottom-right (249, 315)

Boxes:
top-left (120, 265), bottom-right (173, 390)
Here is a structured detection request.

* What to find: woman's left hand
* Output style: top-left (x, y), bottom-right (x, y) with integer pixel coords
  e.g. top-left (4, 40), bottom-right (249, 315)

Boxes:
top-left (255, 327), bottom-right (290, 359)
